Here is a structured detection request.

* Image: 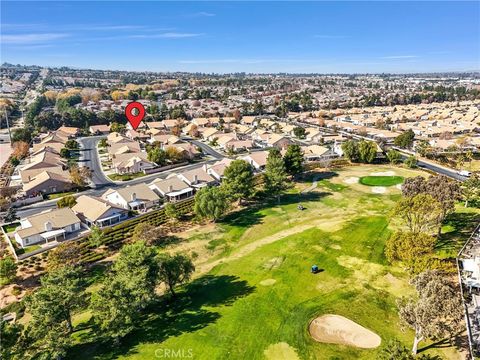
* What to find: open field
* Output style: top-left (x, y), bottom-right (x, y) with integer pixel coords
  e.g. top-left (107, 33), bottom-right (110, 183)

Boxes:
top-left (64, 165), bottom-right (469, 360)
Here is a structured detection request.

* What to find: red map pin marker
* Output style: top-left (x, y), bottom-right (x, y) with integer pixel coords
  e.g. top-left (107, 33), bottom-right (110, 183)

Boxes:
top-left (125, 101), bottom-right (145, 130)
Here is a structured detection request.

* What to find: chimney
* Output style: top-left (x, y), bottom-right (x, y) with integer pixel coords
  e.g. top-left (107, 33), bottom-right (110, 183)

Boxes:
top-left (193, 174), bottom-right (198, 183)
top-left (168, 185), bottom-right (173, 193)
top-left (202, 164), bottom-right (207, 171)
top-left (44, 221), bottom-right (52, 231)
top-left (131, 192), bottom-right (136, 201)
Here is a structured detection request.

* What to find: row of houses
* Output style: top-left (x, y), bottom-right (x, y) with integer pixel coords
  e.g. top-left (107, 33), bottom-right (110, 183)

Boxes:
top-left (14, 127), bottom-right (80, 197)
top-left (12, 143), bottom-right (331, 249)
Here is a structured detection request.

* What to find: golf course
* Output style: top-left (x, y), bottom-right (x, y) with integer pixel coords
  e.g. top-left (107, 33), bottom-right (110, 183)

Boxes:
top-left (68, 165), bottom-right (472, 360)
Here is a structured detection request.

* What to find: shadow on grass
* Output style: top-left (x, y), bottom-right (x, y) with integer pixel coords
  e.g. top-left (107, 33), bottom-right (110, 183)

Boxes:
top-left (296, 171), bottom-right (339, 183)
top-left (418, 332), bottom-right (467, 356)
top-left (219, 191), bottom-right (330, 229)
top-left (436, 211), bottom-right (480, 256)
top-left (68, 275), bottom-right (255, 360)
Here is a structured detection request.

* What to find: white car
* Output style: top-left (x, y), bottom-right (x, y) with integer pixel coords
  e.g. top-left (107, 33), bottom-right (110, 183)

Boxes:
top-left (458, 170), bottom-right (472, 177)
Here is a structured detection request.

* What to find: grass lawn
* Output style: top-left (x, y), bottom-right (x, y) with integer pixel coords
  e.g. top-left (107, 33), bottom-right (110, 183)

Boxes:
top-left (108, 172), bottom-right (146, 181)
top-left (64, 165), bottom-right (464, 360)
top-left (46, 191), bottom-right (76, 200)
top-left (359, 176), bottom-right (404, 187)
top-left (2, 222), bottom-right (20, 233)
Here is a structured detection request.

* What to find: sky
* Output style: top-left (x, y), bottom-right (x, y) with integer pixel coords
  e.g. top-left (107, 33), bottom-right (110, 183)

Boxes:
top-left (1, 1), bottom-right (479, 74)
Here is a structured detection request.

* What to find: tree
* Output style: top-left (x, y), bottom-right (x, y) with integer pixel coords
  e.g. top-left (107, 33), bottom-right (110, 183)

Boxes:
top-left (147, 147), bottom-right (166, 166)
top-left (60, 147), bottom-right (71, 158)
top-left (194, 186), bottom-right (230, 222)
top-left (4, 207), bottom-right (18, 223)
top-left (47, 242), bottom-right (84, 270)
top-left (188, 124), bottom-right (200, 138)
top-left (98, 138), bottom-right (108, 148)
top-left (385, 231), bottom-right (436, 274)
top-left (88, 225), bottom-right (104, 247)
top-left (392, 194), bottom-right (443, 235)
top-left (164, 202), bottom-right (181, 221)
top-left (401, 176), bottom-right (427, 197)
top-left (378, 339), bottom-right (415, 360)
top-left (293, 126), bottom-right (306, 139)
top-left (426, 176), bottom-right (461, 235)
top-left (462, 174), bottom-right (480, 207)
top-left (65, 139), bottom-right (79, 150)
top-left (157, 253), bottom-right (195, 298)
top-left (386, 149), bottom-right (401, 164)
top-left (404, 155), bottom-right (417, 168)
top-left (165, 146), bottom-right (184, 163)
top-left (398, 270), bottom-right (463, 355)
top-left (9, 156), bottom-right (20, 166)
top-left (221, 159), bottom-right (255, 203)
top-left (341, 140), bottom-right (360, 162)
top-left (12, 141), bottom-right (30, 159)
top-left (283, 144), bottom-right (304, 176)
top-left (56, 195), bottom-right (77, 208)
top-left (394, 129), bottom-right (415, 148)
top-left (0, 256), bottom-right (18, 285)
top-left (90, 241), bottom-right (158, 342)
top-left (131, 222), bottom-right (159, 244)
top-left (264, 148), bottom-right (290, 200)
top-left (70, 165), bottom-right (92, 187)
top-left (358, 140), bottom-right (377, 163)
top-left (25, 266), bottom-right (84, 358)
top-left (11, 128), bottom-right (32, 143)
top-left (110, 122), bottom-right (126, 134)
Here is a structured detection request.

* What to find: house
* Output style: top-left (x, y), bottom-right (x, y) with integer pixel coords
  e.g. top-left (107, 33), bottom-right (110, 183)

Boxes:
top-left (57, 126), bottom-right (81, 138)
top-left (89, 124), bottom-right (110, 135)
top-left (149, 177), bottom-right (194, 202)
top-left (102, 183), bottom-right (160, 211)
top-left (14, 208), bottom-right (81, 247)
top-left (108, 141), bottom-right (141, 157)
top-left (125, 129), bottom-right (150, 141)
top-left (23, 171), bottom-right (72, 197)
top-left (72, 195), bottom-right (129, 228)
top-left (204, 158), bottom-right (233, 180)
top-left (111, 152), bottom-right (156, 174)
top-left (224, 140), bottom-right (254, 153)
top-left (241, 151), bottom-right (269, 171)
top-left (302, 145), bottom-right (331, 161)
top-left (107, 132), bottom-right (131, 145)
top-left (175, 168), bottom-right (217, 189)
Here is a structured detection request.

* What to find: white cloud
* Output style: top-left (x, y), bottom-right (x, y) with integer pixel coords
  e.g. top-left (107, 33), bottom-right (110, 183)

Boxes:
top-left (1, 33), bottom-right (69, 44)
top-left (187, 12), bottom-right (215, 17)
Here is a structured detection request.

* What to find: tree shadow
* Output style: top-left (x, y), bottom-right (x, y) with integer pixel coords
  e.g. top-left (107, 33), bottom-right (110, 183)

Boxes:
top-left (68, 275), bottom-right (255, 360)
top-left (436, 211), bottom-right (480, 254)
top-left (417, 333), bottom-right (466, 356)
top-left (295, 171), bottom-right (339, 183)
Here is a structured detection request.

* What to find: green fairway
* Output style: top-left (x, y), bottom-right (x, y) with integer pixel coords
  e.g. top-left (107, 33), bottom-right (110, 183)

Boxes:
top-left (359, 176), bottom-right (404, 187)
top-left (67, 165), bottom-right (462, 360)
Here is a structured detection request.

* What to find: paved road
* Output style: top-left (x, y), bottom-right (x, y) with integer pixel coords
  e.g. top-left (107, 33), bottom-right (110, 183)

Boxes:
top-left (183, 137), bottom-right (224, 159)
top-left (77, 136), bottom-right (113, 188)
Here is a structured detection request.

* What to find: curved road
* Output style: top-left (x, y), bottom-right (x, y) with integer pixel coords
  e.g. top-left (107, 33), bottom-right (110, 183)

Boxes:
top-left (78, 136), bottom-right (113, 188)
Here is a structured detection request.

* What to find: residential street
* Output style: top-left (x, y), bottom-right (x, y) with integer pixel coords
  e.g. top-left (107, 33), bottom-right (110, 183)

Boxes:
top-left (77, 136), bottom-right (114, 188)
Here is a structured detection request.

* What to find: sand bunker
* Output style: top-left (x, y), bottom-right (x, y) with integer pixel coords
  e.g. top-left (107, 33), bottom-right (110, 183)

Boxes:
top-left (330, 244), bottom-right (342, 250)
top-left (370, 171), bottom-right (395, 176)
top-left (309, 314), bottom-right (381, 349)
top-left (260, 279), bottom-right (277, 286)
top-left (371, 186), bottom-right (387, 194)
top-left (343, 176), bottom-right (359, 184)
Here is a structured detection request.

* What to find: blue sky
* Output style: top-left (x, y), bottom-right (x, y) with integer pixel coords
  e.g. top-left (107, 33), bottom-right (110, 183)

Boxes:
top-left (1, 1), bottom-right (479, 73)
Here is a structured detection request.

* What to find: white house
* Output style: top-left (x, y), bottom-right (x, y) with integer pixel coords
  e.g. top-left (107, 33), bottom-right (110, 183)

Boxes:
top-left (149, 177), bottom-right (194, 202)
top-left (14, 208), bottom-right (81, 247)
top-left (102, 183), bottom-right (160, 211)
top-left (72, 195), bottom-right (129, 228)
